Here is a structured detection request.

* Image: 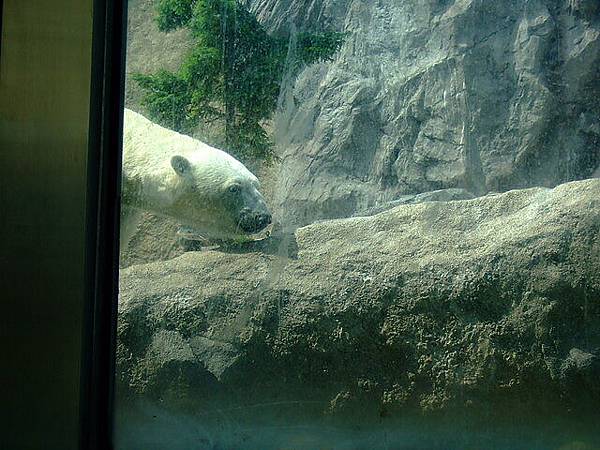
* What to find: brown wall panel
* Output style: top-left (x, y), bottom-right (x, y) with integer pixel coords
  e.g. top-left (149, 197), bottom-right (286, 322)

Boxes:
top-left (0, 2), bottom-right (94, 448)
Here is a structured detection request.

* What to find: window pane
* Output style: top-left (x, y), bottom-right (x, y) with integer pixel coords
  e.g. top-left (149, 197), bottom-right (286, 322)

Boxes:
top-left (115, 1), bottom-right (600, 449)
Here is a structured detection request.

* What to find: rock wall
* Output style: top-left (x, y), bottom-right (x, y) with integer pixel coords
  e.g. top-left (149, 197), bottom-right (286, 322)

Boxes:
top-left (248, 0), bottom-right (600, 227)
top-left (117, 179), bottom-right (600, 424)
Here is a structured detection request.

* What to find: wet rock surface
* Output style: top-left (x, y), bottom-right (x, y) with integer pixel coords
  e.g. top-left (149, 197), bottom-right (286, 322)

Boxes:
top-left (117, 179), bottom-right (600, 420)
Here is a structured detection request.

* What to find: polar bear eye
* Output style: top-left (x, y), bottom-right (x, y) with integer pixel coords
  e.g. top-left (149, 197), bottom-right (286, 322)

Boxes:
top-left (228, 184), bottom-right (241, 194)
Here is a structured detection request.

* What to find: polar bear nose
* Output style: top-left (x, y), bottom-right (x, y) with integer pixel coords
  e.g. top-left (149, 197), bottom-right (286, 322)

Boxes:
top-left (256, 213), bottom-right (272, 228)
top-left (239, 208), bottom-right (272, 233)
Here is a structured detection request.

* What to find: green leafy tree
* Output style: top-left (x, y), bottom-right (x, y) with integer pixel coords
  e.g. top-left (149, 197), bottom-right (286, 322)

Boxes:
top-left (134, 0), bottom-right (345, 161)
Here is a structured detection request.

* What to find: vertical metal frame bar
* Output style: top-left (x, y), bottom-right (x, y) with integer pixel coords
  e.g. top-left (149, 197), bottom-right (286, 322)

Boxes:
top-left (79, 0), bottom-right (127, 448)
top-left (0, 1), bottom-right (4, 67)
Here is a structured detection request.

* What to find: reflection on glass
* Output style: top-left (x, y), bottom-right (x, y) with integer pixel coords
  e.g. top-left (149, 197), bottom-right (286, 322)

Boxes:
top-left (116, 1), bottom-right (600, 449)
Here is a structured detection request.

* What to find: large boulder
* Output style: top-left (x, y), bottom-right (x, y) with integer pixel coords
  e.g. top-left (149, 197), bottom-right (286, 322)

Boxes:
top-left (117, 179), bottom-right (600, 429)
top-left (248, 0), bottom-right (600, 226)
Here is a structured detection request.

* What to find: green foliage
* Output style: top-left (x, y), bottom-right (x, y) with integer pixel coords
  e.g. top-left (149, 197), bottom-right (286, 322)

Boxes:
top-left (131, 71), bottom-right (192, 132)
top-left (156, 0), bottom-right (194, 31)
top-left (231, 118), bottom-right (273, 161)
top-left (297, 31), bottom-right (347, 65)
top-left (188, 0), bottom-right (284, 123)
top-left (181, 46), bottom-right (222, 122)
top-left (135, 0), bottom-right (346, 161)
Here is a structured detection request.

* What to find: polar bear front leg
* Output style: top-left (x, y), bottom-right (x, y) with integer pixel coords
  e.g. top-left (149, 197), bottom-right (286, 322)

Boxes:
top-left (119, 205), bottom-right (144, 253)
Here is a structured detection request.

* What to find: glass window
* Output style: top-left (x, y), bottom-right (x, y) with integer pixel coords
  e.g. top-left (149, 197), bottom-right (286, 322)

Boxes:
top-left (115, 1), bottom-right (600, 449)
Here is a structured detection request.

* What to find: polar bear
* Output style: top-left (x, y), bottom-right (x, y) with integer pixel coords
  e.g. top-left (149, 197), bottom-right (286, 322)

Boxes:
top-left (120, 109), bottom-right (272, 250)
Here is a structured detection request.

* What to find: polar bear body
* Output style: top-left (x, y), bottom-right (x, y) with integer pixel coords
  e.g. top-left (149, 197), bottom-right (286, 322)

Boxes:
top-left (120, 109), bottom-right (271, 249)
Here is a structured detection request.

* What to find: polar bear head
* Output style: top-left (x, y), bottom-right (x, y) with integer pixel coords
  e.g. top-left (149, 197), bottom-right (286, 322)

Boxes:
top-left (166, 147), bottom-right (272, 239)
top-left (122, 108), bottom-right (272, 242)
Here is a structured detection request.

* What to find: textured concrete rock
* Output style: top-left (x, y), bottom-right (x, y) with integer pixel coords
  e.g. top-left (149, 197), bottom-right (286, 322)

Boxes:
top-left (353, 187), bottom-right (476, 217)
top-left (117, 179), bottom-right (600, 421)
top-left (248, 0), bottom-right (600, 226)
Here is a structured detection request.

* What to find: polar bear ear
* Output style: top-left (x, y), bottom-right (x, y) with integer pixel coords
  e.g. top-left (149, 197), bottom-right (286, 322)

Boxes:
top-left (171, 155), bottom-right (192, 177)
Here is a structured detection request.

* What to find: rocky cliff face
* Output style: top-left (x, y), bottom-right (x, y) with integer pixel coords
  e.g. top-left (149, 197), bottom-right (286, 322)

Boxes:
top-left (247, 0), bottom-right (600, 227)
top-left (117, 179), bottom-right (600, 435)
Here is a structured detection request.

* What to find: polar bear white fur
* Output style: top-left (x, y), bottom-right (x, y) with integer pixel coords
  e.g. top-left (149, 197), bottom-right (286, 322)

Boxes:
top-left (120, 109), bottom-right (271, 250)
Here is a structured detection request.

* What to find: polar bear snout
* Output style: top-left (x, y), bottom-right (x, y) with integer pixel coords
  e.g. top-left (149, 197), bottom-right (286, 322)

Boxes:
top-left (257, 212), bottom-right (272, 228)
top-left (238, 207), bottom-right (272, 233)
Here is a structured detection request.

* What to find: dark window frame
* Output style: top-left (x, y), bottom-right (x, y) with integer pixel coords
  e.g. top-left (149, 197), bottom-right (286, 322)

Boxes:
top-left (79, 0), bottom-right (127, 448)
top-left (0, 1), bottom-right (4, 66)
